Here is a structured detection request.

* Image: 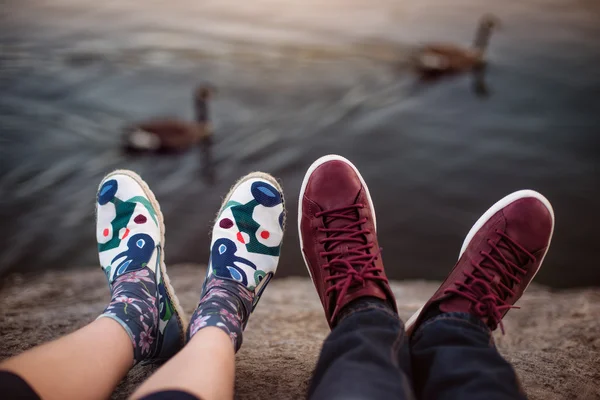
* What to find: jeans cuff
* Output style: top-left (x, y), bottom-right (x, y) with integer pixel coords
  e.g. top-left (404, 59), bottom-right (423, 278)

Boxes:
top-left (414, 311), bottom-right (492, 339)
top-left (336, 301), bottom-right (400, 326)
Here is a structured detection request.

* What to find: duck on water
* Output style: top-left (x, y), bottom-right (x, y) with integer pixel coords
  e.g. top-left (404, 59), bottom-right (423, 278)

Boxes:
top-left (413, 15), bottom-right (500, 76)
top-left (124, 86), bottom-right (214, 152)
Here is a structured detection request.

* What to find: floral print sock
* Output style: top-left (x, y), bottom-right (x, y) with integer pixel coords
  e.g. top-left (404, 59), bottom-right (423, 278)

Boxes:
top-left (187, 276), bottom-right (254, 352)
top-left (99, 267), bottom-right (159, 363)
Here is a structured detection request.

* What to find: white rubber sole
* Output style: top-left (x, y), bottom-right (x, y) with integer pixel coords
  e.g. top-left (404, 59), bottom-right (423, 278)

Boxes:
top-left (404, 189), bottom-right (555, 333)
top-left (297, 154), bottom-right (377, 281)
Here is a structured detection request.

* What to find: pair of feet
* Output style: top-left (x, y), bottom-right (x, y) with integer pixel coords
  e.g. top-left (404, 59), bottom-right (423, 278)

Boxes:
top-left (299, 155), bottom-right (554, 336)
top-left (95, 154), bottom-right (554, 364)
top-left (96, 170), bottom-right (284, 364)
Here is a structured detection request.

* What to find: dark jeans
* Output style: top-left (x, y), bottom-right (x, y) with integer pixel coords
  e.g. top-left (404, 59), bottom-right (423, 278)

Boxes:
top-left (308, 308), bottom-right (527, 400)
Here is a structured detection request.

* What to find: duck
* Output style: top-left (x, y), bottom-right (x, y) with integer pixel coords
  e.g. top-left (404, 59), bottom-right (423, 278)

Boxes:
top-left (413, 15), bottom-right (500, 77)
top-left (124, 85), bottom-right (214, 152)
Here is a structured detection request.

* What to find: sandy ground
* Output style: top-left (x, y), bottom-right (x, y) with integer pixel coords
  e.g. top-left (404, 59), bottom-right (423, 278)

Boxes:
top-left (1, 265), bottom-right (599, 399)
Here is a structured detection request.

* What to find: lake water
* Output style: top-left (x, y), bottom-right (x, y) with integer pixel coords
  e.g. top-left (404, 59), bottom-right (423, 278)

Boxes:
top-left (1, 0), bottom-right (599, 287)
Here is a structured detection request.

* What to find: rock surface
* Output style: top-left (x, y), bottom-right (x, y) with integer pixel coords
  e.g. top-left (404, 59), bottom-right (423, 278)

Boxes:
top-left (1, 265), bottom-right (599, 399)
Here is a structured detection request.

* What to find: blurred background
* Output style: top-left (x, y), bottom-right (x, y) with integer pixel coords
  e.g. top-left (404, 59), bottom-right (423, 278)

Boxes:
top-left (1, 0), bottom-right (599, 287)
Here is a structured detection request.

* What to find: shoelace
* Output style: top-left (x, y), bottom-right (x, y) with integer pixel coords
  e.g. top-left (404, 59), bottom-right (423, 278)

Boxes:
top-left (316, 203), bottom-right (387, 321)
top-left (445, 230), bottom-right (536, 333)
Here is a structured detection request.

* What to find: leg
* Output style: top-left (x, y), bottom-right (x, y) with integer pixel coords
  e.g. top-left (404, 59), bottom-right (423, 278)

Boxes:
top-left (298, 155), bottom-right (415, 400)
top-left (411, 313), bottom-right (525, 400)
top-left (0, 318), bottom-right (132, 400)
top-left (309, 306), bottom-right (413, 400)
top-left (132, 327), bottom-right (234, 400)
top-left (406, 190), bottom-right (554, 399)
top-left (133, 172), bottom-right (285, 400)
top-left (0, 170), bottom-right (188, 399)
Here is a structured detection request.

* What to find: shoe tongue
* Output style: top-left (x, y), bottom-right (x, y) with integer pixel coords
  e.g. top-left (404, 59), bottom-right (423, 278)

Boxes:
top-left (481, 237), bottom-right (521, 292)
top-left (325, 214), bottom-right (366, 248)
top-left (322, 201), bottom-right (366, 254)
top-left (324, 211), bottom-right (357, 230)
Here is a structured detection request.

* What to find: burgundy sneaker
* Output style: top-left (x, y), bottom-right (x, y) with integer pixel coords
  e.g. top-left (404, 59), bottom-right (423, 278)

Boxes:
top-left (405, 190), bottom-right (555, 335)
top-left (298, 155), bottom-right (398, 328)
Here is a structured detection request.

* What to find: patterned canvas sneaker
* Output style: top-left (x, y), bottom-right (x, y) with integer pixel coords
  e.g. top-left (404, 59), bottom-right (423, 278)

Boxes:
top-left (96, 170), bottom-right (187, 364)
top-left (298, 155), bottom-right (398, 328)
top-left (405, 190), bottom-right (555, 335)
top-left (187, 172), bottom-right (285, 351)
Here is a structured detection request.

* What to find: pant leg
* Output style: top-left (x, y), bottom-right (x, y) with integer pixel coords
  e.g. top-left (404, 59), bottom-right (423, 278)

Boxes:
top-left (308, 307), bottom-right (416, 400)
top-left (410, 312), bottom-right (527, 400)
top-left (140, 390), bottom-right (202, 400)
top-left (0, 370), bottom-right (41, 400)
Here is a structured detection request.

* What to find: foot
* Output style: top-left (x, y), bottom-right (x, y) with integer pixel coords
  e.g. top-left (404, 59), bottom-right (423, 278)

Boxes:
top-left (187, 172), bottom-right (285, 351)
top-left (406, 190), bottom-right (555, 335)
top-left (298, 155), bottom-right (398, 328)
top-left (96, 170), bottom-right (187, 364)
